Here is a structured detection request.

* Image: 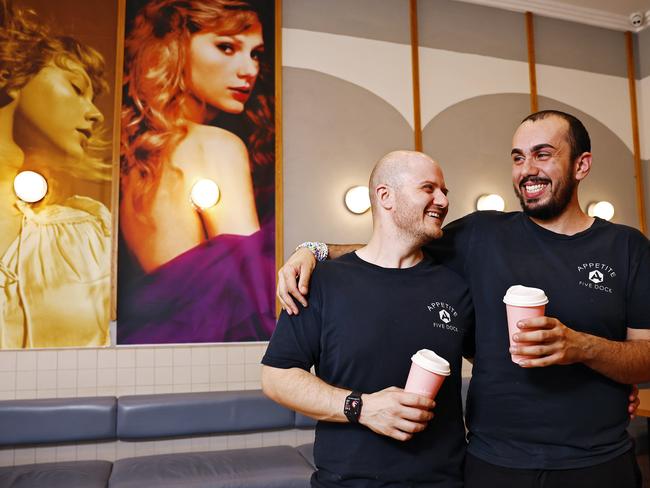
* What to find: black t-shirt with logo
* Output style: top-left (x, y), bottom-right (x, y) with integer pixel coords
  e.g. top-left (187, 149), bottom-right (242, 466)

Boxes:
top-left (426, 210), bottom-right (650, 470)
top-left (263, 252), bottom-right (474, 487)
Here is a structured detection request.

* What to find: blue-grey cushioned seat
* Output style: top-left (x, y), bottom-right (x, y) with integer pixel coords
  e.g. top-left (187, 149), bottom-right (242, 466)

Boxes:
top-left (296, 443), bottom-right (315, 469)
top-left (117, 390), bottom-right (294, 440)
top-left (0, 397), bottom-right (116, 446)
top-left (0, 460), bottom-right (112, 488)
top-left (108, 446), bottom-right (314, 488)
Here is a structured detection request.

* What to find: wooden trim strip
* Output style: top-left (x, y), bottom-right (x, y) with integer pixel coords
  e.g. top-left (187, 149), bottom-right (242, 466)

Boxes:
top-left (625, 31), bottom-right (647, 235)
top-left (275, 0), bottom-right (284, 315)
top-left (525, 11), bottom-right (538, 113)
top-left (110, 0), bottom-right (127, 321)
top-left (410, 0), bottom-right (423, 151)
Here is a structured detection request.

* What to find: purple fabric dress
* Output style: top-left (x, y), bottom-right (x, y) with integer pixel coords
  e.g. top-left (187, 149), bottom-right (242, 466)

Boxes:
top-left (117, 221), bottom-right (275, 344)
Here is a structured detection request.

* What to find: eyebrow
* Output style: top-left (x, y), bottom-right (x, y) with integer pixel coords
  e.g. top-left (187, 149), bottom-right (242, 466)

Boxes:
top-left (511, 143), bottom-right (556, 156)
top-left (215, 33), bottom-right (264, 49)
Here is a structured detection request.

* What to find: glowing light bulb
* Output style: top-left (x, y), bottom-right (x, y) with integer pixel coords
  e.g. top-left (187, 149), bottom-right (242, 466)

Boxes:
top-left (587, 201), bottom-right (614, 221)
top-left (13, 171), bottom-right (48, 203)
top-left (191, 178), bottom-right (220, 209)
top-left (476, 194), bottom-right (505, 211)
top-left (344, 186), bottom-right (370, 214)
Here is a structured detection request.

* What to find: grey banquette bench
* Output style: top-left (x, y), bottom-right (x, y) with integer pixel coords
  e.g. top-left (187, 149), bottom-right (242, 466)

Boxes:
top-left (0, 390), bottom-right (316, 488)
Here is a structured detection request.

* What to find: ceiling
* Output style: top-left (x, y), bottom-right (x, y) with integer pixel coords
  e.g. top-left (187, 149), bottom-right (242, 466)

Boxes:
top-left (562, 0), bottom-right (649, 16)
top-left (457, 0), bottom-right (650, 31)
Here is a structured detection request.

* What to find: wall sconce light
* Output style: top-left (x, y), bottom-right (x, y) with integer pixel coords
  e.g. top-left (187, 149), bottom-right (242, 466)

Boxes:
top-left (587, 201), bottom-right (614, 221)
top-left (476, 193), bottom-right (505, 211)
top-left (191, 178), bottom-right (220, 209)
top-left (13, 170), bottom-right (48, 203)
top-left (344, 186), bottom-right (371, 214)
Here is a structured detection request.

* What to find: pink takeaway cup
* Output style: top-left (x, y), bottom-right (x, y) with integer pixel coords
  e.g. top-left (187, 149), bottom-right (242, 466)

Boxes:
top-left (502, 285), bottom-right (549, 363)
top-left (404, 349), bottom-right (450, 399)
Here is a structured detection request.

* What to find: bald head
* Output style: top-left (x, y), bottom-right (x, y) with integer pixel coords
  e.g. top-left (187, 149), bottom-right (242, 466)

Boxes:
top-left (369, 150), bottom-right (439, 211)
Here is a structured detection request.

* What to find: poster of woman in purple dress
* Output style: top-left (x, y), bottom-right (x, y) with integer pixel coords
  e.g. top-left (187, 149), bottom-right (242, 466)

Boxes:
top-left (117, 0), bottom-right (276, 344)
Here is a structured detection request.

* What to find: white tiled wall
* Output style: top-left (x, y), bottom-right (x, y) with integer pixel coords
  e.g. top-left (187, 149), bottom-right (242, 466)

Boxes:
top-left (0, 341), bottom-right (322, 467)
top-left (0, 342), bottom-right (267, 401)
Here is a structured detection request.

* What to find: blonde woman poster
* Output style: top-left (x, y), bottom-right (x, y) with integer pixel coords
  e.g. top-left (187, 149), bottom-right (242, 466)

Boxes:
top-left (117, 0), bottom-right (276, 344)
top-left (0, 0), bottom-right (115, 348)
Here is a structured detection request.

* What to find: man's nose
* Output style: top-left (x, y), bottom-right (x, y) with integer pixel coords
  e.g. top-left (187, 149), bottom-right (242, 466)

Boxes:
top-left (520, 155), bottom-right (539, 175)
top-left (435, 190), bottom-right (449, 208)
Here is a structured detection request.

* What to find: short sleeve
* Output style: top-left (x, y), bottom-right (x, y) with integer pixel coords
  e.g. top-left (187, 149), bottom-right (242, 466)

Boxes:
top-left (626, 231), bottom-right (650, 329)
top-left (262, 273), bottom-right (324, 371)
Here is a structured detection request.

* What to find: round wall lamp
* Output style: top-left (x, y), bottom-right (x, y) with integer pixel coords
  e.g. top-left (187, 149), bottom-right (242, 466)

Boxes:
top-left (476, 193), bottom-right (505, 211)
top-left (344, 186), bottom-right (370, 214)
top-left (191, 178), bottom-right (220, 209)
top-left (587, 201), bottom-right (614, 221)
top-left (13, 170), bottom-right (48, 203)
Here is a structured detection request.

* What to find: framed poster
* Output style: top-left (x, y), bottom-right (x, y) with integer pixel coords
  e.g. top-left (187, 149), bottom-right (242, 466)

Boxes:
top-left (117, 0), bottom-right (279, 344)
top-left (0, 0), bottom-right (115, 348)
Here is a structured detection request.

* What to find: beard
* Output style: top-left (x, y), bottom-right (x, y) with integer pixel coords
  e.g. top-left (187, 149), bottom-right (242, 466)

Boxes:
top-left (393, 195), bottom-right (443, 246)
top-left (514, 173), bottom-right (577, 220)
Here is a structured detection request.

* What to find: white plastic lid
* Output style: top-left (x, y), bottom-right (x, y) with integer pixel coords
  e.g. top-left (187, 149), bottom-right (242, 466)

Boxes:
top-left (502, 285), bottom-right (549, 307)
top-left (411, 349), bottom-right (451, 376)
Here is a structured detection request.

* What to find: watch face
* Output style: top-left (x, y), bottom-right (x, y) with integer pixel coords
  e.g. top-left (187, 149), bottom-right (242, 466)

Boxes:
top-left (345, 393), bottom-right (362, 423)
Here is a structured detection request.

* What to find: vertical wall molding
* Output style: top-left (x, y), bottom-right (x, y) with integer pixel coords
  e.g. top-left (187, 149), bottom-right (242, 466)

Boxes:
top-left (625, 31), bottom-right (647, 235)
top-left (525, 12), bottom-right (538, 113)
top-left (275, 0), bottom-right (284, 314)
top-left (111, 0), bottom-right (127, 320)
top-left (410, 0), bottom-right (423, 151)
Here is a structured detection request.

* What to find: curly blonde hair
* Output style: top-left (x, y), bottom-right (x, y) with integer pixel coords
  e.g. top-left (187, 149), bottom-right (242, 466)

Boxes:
top-left (121, 0), bottom-right (274, 211)
top-left (0, 0), bottom-right (111, 181)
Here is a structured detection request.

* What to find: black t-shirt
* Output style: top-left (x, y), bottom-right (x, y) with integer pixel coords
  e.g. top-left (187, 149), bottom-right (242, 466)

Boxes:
top-left (263, 252), bottom-right (474, 487)
top-left (426, 211), bottom-right (650, 470)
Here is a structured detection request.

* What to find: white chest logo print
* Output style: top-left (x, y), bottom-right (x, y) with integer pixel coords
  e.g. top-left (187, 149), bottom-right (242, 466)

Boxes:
top-left (577, 262), bottom-right (616, 294)
top-left (427, 301), bottom-right (460, 333)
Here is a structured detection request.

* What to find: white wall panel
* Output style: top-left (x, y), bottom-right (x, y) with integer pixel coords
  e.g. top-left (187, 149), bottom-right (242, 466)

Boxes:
top-left (536, 64), bottom-right (633, 151)
top-left (283, 28), bottom-right (414, 128)
top-left (419, 47), bottom-right (530, 126)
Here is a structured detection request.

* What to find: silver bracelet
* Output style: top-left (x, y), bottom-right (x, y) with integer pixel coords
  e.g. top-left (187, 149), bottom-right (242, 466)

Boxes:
top-left (295, 241), bottom-right (329, 262)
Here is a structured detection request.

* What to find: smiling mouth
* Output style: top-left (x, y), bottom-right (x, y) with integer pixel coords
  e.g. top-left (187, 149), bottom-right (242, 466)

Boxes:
top-left (425, 210), bottom-right (445, 221)
top-left (521, 179), bottom-right (550, 199)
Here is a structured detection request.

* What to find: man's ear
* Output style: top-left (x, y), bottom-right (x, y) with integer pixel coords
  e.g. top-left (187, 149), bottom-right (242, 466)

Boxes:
top-left (375, 184), bottom-right (393, 210)
top-left (574, 152), bottom-right (592, 181)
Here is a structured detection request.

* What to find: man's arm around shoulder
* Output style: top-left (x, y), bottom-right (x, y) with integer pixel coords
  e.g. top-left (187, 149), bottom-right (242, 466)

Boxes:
top-left (277, 244), bottom-right (362, 315)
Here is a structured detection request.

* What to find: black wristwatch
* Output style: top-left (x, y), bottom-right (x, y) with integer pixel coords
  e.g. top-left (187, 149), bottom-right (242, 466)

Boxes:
top-left (344, 391), bottom-right (363, 423)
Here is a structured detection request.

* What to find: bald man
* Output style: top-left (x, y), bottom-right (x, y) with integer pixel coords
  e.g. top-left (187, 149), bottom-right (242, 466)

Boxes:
top-left (262, 151), bottom-right (474, 488)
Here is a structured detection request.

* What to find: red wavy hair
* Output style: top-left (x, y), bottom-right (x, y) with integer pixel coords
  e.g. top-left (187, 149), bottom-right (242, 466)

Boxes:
top-left (121, 0), bottom-right (274, 210)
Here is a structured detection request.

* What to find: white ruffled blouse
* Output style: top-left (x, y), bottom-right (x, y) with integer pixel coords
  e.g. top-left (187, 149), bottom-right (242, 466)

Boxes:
top-left (0, 196), bottom-right (111, 349)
